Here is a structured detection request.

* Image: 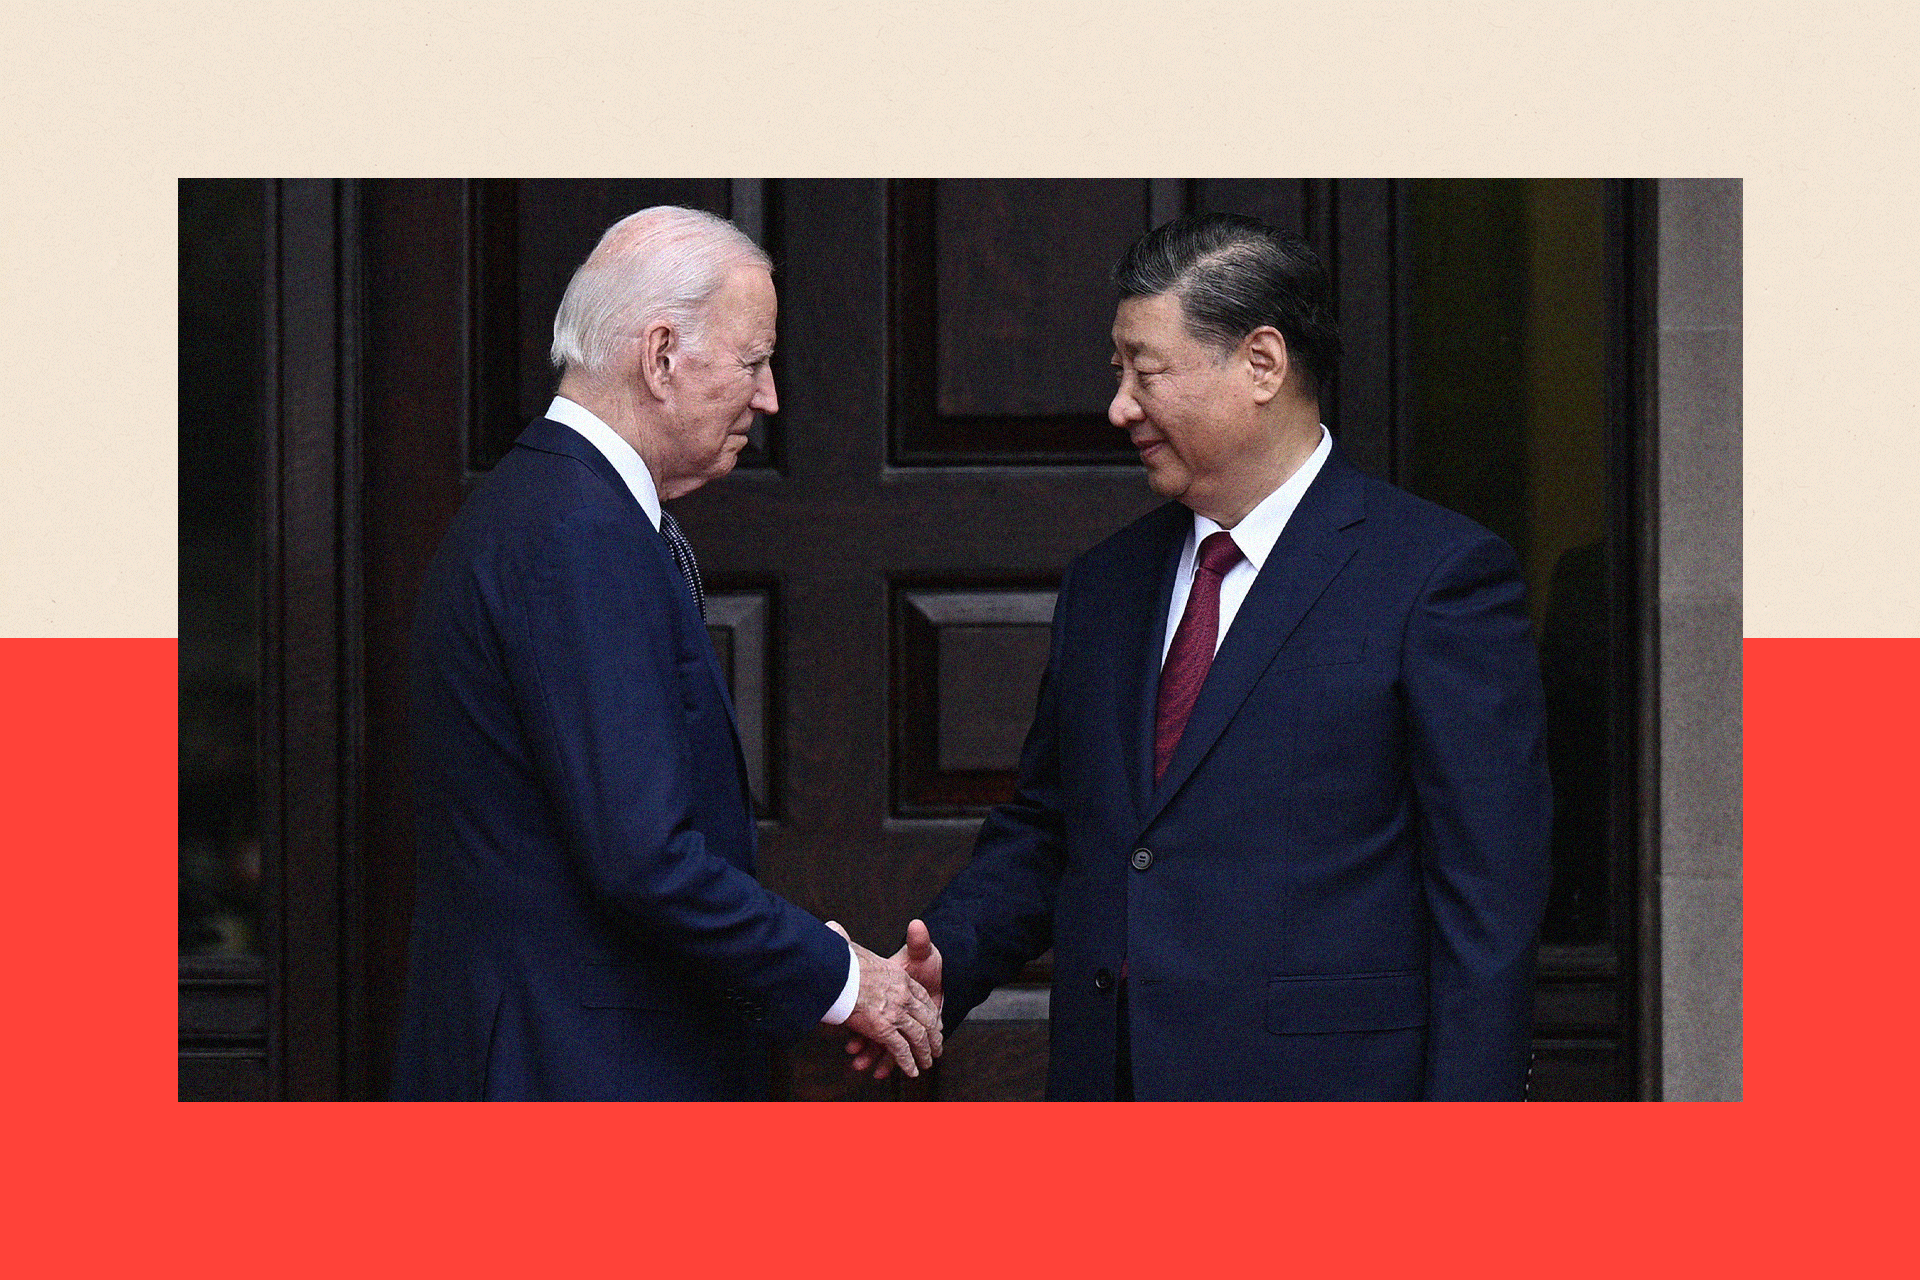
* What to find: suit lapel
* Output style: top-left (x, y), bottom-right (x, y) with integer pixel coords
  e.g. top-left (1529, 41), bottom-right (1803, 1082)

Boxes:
top-left (1118, 506), bottom-right (1191, 825)
top-left (1139, 450), bottom-right (1368, 828)
top-left (511, 418), bottom-right (747, 750)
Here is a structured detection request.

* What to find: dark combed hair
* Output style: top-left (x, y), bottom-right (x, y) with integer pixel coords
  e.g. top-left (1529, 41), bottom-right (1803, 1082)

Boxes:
top-left (1113, 211), bottom-right (1341, 399)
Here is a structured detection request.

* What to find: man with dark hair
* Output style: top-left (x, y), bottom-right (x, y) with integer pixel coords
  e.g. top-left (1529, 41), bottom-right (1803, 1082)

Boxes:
top-left (851, 212), bottom-right (1551, 1099)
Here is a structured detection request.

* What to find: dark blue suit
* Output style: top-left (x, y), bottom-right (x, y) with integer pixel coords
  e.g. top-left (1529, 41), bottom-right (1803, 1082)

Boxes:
top-left (392, 419), bottom-right (847, 1099)
top-left (924, 449), bottom-right (1552, 1099)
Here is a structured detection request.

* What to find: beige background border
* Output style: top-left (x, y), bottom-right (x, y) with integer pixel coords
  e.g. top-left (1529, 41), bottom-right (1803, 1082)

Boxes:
top-left (0, 2), bottom-right (1909, 637)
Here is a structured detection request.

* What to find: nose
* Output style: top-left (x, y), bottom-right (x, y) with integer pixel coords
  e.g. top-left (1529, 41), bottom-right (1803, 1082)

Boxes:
top-left (753, 364), bottom-right (778, 415)
top-left (1109, 380), bottom-right (1141, 430)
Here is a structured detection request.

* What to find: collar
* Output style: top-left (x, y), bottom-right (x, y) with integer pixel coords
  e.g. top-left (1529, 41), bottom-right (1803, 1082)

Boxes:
top-left (544, 395), bottom-right (663, 531)
top-left (1190, 424), bottom-right (1333, 568)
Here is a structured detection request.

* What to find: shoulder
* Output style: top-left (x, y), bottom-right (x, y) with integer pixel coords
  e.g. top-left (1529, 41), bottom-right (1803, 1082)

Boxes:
top-left (1327, 453), bottom-right (1493, 543)
top-left (1069, 500), bottom-right (1188, 580)
top-left (1336, 462), bottom-right (1516, 582)
top-left (473, 441), bottom-right (626, 520)
top-left (1344, 477), bottom-right (1530, 625)
top-left (433, 448), bottom-right (664, 596)
top-left (468, 440), bottom-right (643, 533)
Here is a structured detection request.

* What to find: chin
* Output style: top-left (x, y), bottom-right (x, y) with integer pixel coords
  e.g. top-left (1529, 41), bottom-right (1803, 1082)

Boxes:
top-left (1143, 467), bottom-right (1187, 499)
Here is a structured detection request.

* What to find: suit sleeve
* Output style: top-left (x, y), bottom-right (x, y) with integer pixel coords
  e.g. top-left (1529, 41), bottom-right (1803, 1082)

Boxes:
top-left (1402, 532), bottom-right (1553, 1099)
top-left (921, 565), bottom-right (1075, 1030)
top-left (507, 509), bottom-right (848, 1041)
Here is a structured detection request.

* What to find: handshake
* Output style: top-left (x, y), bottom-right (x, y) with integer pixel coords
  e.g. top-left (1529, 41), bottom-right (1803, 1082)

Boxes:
top-left (823, 918), bottom-right (945, 1080)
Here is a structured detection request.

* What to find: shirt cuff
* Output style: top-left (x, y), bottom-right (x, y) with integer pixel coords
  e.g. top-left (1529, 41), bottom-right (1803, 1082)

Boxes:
top-left (819, 942), bottom-right (860, 1025)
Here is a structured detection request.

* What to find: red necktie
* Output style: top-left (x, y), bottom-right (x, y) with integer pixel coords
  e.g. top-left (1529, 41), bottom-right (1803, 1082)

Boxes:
top-left (1154, 531), bottom-right (1245, 783)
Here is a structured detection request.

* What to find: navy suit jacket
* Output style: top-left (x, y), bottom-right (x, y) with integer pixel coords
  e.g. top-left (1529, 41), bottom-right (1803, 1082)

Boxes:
top-left (391, 419), bottom-right (848, 1100)
top-left (924, 449), bottom-right (1552, 1100)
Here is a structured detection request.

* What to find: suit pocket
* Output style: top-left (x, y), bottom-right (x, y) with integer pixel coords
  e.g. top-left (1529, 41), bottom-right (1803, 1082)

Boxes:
top-left (1264, 970), bottom-right (1426, 1035)
top-left (1268, 639), bottom-right (1365, 674)
top-left (675, 650), bottom-right (712, 718)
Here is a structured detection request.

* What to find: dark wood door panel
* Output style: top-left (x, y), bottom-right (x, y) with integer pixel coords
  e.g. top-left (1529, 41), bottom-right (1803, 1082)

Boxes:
top-left (891, 178), bottom-right (1150, 461)
top-left (297, 178), bottom-right (1644, 1102)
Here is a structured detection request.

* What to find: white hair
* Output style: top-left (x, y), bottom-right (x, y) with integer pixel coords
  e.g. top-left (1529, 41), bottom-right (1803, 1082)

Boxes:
top-left (549, 206), bottom-right (771, 375)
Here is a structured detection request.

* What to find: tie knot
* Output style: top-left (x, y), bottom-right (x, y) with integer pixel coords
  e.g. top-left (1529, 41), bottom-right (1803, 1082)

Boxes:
top-left (1196, 531), bottom-right (1243, 578)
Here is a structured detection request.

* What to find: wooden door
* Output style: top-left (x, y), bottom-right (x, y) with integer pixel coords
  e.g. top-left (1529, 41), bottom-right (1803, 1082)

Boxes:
top-left (221, 177), bottom-right (1648, 1100)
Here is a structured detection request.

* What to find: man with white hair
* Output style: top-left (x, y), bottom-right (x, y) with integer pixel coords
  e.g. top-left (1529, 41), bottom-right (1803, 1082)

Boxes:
top-left (392, 206), bottom-right (940, 1099)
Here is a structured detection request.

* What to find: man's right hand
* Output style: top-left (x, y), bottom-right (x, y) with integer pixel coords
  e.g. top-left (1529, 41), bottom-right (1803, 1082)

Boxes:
top-left (843, 919), bottom-right (944, 1080)
top-left (825, 921), bottom-right (943, 1078)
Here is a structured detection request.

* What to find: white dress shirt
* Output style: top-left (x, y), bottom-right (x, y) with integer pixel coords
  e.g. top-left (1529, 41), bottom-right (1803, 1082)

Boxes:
top-left (1161, 425), bottom-right (1334, 664)
top-left (545, 397), bottom-right (862, 1026)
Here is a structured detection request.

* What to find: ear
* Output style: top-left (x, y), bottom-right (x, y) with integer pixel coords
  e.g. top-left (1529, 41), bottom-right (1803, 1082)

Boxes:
top-left (636, 321), bottom-right (676, 400)
top-left (1244, 327), bottom-right (1288, 405)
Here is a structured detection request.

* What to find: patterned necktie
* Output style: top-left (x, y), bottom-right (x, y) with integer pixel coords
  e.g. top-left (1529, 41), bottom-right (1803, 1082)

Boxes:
top-left (1154, 530), bottom-right (1245, 783)
top-left (658, 509), bottom-right (707, 621)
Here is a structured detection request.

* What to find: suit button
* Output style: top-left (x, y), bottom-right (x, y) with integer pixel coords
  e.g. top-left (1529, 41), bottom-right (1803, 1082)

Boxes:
top-left (1130, 848), bottom-right (1153, 871)
top-left (1094, 968), bottom-right (1113, 991)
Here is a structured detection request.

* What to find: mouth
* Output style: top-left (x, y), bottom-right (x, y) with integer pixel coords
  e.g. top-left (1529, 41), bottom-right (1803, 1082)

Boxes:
top-left (1132, 436), bottom-right (1166, 462)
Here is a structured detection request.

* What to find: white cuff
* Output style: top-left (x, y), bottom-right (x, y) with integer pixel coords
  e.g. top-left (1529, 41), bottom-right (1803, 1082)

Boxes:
top-left (819, 942), bottom-right (860, 1025)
